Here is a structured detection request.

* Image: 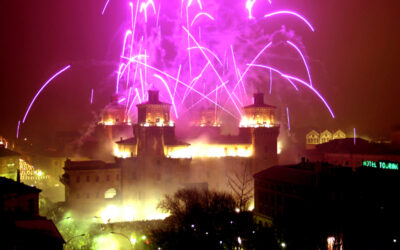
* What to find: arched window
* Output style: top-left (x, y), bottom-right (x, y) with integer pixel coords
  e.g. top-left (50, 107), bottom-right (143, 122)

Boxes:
top-left (104, 188), bottom-right (117, 199)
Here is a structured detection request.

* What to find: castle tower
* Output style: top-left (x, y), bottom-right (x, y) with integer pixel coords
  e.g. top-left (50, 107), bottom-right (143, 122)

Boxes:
top-left (95, 95), bottom-right (133, 159)
top-left (134, 90), bottom-right (175, 158)
top-left (239, 93), bottom-right (279, 172)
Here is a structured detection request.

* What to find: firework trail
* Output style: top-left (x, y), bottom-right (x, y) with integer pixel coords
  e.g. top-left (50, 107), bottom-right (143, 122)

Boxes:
top-left (90, 89), bottom-right (94, 104)
top-left (16, 120), bottom-right (21, 139)
top-left (105, 0), bottom-right (333, 126)
top-left (22, 65), bottom-right (71, 124)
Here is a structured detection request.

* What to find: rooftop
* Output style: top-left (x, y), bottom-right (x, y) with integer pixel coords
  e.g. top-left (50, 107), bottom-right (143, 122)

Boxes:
top-left (0, 145), bottom-right (21, 158)
top-left (64, 159), bottom-right (120, 171)
top-left (0, 177), bottom-right (41, 195)
top-left (137, 90), bottom-right (171, 106)
top-left (243, 93), bottom-right (276, 109)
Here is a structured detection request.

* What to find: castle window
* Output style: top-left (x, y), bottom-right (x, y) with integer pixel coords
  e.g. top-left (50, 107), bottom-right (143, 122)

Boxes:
top-left (86, 176), bottom-right (90, 182)
top-left (106, 175), bottom-right (110, 181)
top-left (116, 174), bottom-right (120, 181)
top-left (86, 193), bottom-right (90, 199)
top-left (96, 176), bottom-right (99, 182)
top-left (76, 176), bottom-right (80, 183)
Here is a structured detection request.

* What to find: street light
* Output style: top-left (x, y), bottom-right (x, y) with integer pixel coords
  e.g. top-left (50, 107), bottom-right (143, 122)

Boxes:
top-left (110, 231), bottom-right (133, 249)
top-left (64, 234), bottom-right (86, 249)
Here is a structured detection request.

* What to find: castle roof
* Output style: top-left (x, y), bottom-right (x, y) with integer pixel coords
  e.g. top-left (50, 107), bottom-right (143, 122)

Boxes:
top-left (136, 90), bottom-right (171, 106)
top-left (243, 93), bottom-right (276, 109)
top-left (64, 160), bottom-right (119, 171)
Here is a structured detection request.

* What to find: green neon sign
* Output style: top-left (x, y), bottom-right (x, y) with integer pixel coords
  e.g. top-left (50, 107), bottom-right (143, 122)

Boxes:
top-left (362, 160), bottom-right (399, 170)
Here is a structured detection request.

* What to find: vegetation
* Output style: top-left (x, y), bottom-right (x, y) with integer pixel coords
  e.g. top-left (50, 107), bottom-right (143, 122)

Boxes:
top-left (150, 188), bottom-right (279, 249)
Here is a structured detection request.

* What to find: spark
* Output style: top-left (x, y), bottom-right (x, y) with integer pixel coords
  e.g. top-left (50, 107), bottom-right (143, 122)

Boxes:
top-left (264, 11), bottom-right (315, 32)
top-left (183, 26), bottom-right (242, 116)
top-left (118, 98), bottom-right (126, 104)
top-left (230, 45), bottom-right (247, 104)
top-left (121, 30), bottom-right (132, 57)
top-left (101, 0), bottom-right (111, 15)
top-left (269, 69), bottom-right (272, 94)
top-left (246, 0), bottom-right (257, 19)
top-left (188, 47), bottom-right (223, 66)
top-left (187, 0), bottom-right (203, 10)
top-left (246, 64), bottom-right (334, 117)
top-left (190, 12), bottom-right (215, 26)
top-left (127, 91), bottom-right (139, 113)
top-left (186, 5), bottom-right (192, 78)
top-left (245, 63), bottom-right (298, 89)
top-left (154, 74), bottom-right (179, 118)
top-left (232, 42), bottom-right (272, 93)
top-left (185, 80), bottom-right (229, 112)
top-left (287, 40), bottom-right (313, 86)
top-left (16, 120), bottom-right (20, 139)
top-left (90, 89), bottom-right (94, 104)
top-left (174, 65), bottom-right (182, 100)
top-left (139, 69), bottom-right (145, 99)
top-left (281, 74), bottom-right (335, 118)
top-left (22, 65), bottom-right (71, 124)
top-left (126, 87), bottom-right (133, 111)
top-left (286, 107), bottom-right (290, 131)
top-left (182, 62), bottom-right (209, 103)
top-left (116, 63), bottom-right (125, 94)
top-left (129, 57), bottom-right (238, 119)
top-left (140, 0), bottom-right (156, 23)
top-left (354, 128), bottom-right (356, 145)
top-left (135, 88), bottom-right (142, 103)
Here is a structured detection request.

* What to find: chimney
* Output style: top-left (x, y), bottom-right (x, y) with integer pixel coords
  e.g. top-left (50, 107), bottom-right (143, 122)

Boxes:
top-left (148, 90), bottom-right (159, 103)
top-left (17, 169), bottom-right (21, 183)
top-left (253, 93), bottom-right (264, 105)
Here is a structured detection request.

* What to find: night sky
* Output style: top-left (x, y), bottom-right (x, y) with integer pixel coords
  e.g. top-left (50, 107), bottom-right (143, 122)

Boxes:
top-left (1, 0), bottom-right (399, 146)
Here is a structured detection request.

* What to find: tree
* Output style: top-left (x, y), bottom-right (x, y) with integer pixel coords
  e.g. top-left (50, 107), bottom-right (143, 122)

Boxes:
top-left (227, 161), bottom-right (253, 212)
top-left (150, 188), bottom-right (279, 250)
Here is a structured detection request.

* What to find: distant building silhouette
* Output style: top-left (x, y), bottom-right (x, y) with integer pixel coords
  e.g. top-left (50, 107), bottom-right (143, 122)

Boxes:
top-left (253, 160), bottom-right (400, 249)
top-left (0, 177), bottom-right (64, 249)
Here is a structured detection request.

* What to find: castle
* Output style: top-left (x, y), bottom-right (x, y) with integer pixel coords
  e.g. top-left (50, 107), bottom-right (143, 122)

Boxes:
top-left (61, 90), bottom-right (280, 221)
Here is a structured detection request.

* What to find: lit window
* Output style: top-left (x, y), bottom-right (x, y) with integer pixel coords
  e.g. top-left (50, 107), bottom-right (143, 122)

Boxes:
top-left (104, 188), bottom-right (117, 199)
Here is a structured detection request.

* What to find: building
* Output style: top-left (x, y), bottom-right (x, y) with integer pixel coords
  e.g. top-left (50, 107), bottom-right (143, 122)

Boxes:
top-left (61, 91), bottom-right (280, 221)
top-left (306, 138), bottom-right (400, 167)
top-left (306, 129), bottom-right (346, 149)
top-left (0, 177), bottom-right (64, 249)
top-left (253, 160), bottom-right (400, 249)
top-left (0, 144), bottom-right (21, 180)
